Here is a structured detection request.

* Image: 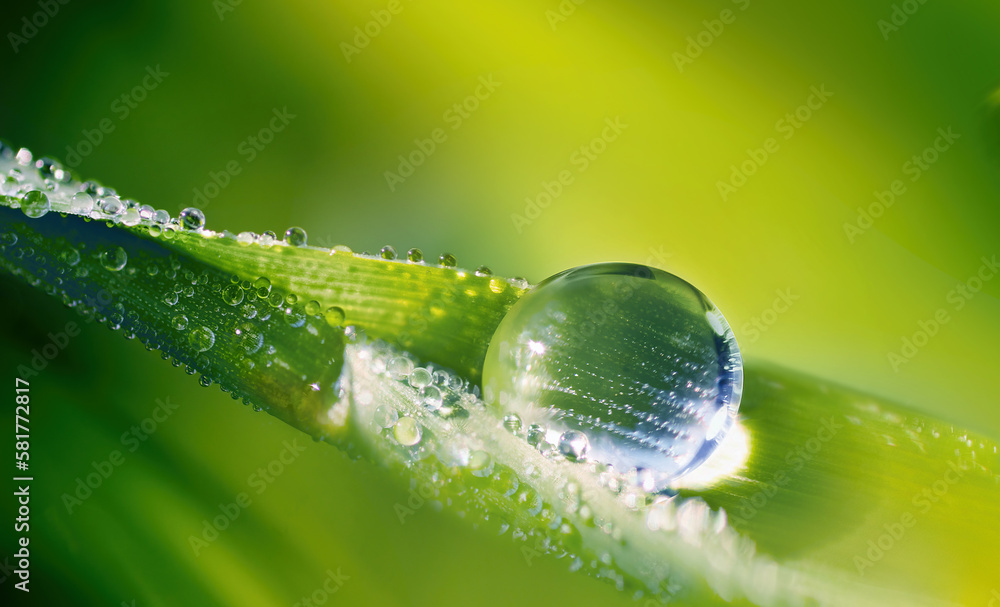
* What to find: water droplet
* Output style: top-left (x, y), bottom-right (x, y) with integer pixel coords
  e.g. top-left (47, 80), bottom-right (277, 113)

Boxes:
top-left (179, 207), bottom-right (206, 230)
top-left (153, 209), bottom-right (171, 224)
top-left (70, 192), bottom-right (94, 214)
top-left (407, 248), bottom-right (423, 262)
top-left (387, 356), bottom-right (414, 380)
top-left (438, 253), bottom-right (457, 267)
top-left (172, 314), bottom-right (188, 330)
top-left (60, 247), bottom-right (80, 266)
top-left (380, 245), bottom-right (397, 260)
top-left (503, 413), bottom-right (522, 434)
top-left (222, 283), bottom-right (245, 306)
top-left (284, 226), bottom-right (307, 246)
top-left (235, 322), bottom-right (263, 354)
top-left (324, 306), bottom-right (345, 327)
top-left (259, 231), bottom-right (276, 247)
top-left (482, 263), bottom-right (743, 491)
top-left (558, 430), bottom-right (590, 462)
top-left (475, 266), bottom-right (492, 276)
top-left (21, 190), bottom-right (50, 218)
top-left (374, 405), bottom-right (398, 428)
top-left (121, 207), bottom-right (141, 226)
top-left (100, 196), bottom-right (124, 217)
top-left (188, 326), bottom-right (216, 352)
top-left (285, 293), bottom-right (298, 305)
top-left (468, 450), bottom-right (492, 475)
top-left (148, 225), bottom-right (163, 237)
top-left (394, 416), bottom-right (422, 446)
top-left (163, 292), bottom-right (179, 306)
top-left (304, 300), bottom-right (321, 316)
top-left (100, 247), bottom-right (128, 271)
top-left (408, 367), bottom-right (433, 389)
top-left (283, 306), bottom-right (306, 328)
top-left (253, 277), bottom-right (271, 299)
top-left (236, 231), bottom-right (255, 245)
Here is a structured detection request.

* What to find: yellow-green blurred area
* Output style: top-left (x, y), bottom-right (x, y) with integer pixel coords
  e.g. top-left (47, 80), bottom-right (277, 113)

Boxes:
top-left (1, 0), bottom-right (999, 605)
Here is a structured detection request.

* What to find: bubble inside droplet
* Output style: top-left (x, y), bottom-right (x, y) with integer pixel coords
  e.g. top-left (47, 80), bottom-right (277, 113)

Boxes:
top-left (100, 247), bottom-right (128, 271)
top-left (482, 263), bottom-right (743, 491)
top-left (179, 207), bottom-right (206, 230)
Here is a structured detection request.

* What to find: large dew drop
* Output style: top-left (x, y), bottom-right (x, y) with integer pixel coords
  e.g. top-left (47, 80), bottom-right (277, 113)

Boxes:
top-left (482, 263), bottom-right (743, 492)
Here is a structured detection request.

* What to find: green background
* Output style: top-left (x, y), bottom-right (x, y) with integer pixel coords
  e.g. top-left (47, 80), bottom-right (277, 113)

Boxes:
top-left (1, 0), bottom-right (999, 605)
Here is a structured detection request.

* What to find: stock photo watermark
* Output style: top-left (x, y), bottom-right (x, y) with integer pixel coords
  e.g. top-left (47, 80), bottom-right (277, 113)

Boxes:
top-left (877, 0), bottom-right (932, 40)
top-left (188, 438), bottom-right (308, 555)
top-left (716, 84), bottom-right (833, 201)
top-left (341, 0), bottom-right (409, 62)
top-left (384, 74), bottom-right (502, 192)
top-left (887, 255), bottom-right (998, 371)
top-left (61, 397), bottom-right (180, 514)
top-left (853, 457), bottom-right (966, 576)
top-left (729, 416), bottom-right (842, 526)
top-left (7, 0), bottom-right (70, 53)
top-left (673, 0), bottom-right (752, 73)
top-left (545, 0), bottom-right (587, 30)
top-left (739, 288), bottom-right (798, 344)
top-left (62, 65), bottom-right (170, 168)
top-left (190, 107), bottom-right (296, 209)
top-left (291, 568), bottom-right (350, 607)
top-left (510, 116), bottom-right (628, 233)
top-left (843, 126), bottom-right (960, 243)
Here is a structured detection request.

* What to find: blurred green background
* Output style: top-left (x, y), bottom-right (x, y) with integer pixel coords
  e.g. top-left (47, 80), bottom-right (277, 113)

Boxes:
top-left (2, 0), bottom-right (999, 605)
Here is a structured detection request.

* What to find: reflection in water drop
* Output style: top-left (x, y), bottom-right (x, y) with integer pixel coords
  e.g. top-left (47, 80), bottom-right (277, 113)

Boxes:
top-left (188, 326), bottom-right (216, 352)
top-left (179, 207), bottom-right (206, 230)
top-left (483, 263), bottom-right (743, 491)
top-left (100, 247), bottom-right (128, 271)
top-left (21, 190), bottom-right (50, 218)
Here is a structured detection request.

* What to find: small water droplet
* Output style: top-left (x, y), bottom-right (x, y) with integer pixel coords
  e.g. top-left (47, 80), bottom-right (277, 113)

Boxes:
top-left (100, 247), bottom-right (128, 271)
top-left (284, 226), bottom-right (307, 246)
top-left (393, 416), bottom-right (422, 446)
top-left (236, 231), bottom-right (255, 245)
top-left (70, 192), bottom-right (94, 214)
top-left (407, 248), bottom-right (423, 262)
top-left (172, 314), bottom-right (188, 331)
top-left (503, 413), bottom-right (522, 434)
top-left (475, 266), bottom-right (493, 276)
top-left (408, 367), bottom-right (433, 389)
top-left (235, 322), bottom-right (263, 354)
top-left (558, 430), bottom-right (590, 462)
top-left (380, 245), bottom-right (397, 260)
top-left (304, 300), bottom-right (321, 316)
top-left (258, 231), bottom-right (276, 247)
top-left (222, 283), bottom-right (245, 306)
top-left (153, 209), bottom-right (171, 224)
top-left (324, 306), bottom-right (345, 327)
top-left (100, 196), bottom-right (124, 217)
top-left (438, 253), bottom-right (457, 267)
top-left (179, 207), bottom-right (206, 230)
top-left (387, 356), bottom-right (414, 380)
top-left (374, 405), bottom-right (398, 428)
top-left (188, 326), bottom-right (216, 352)
top-left (283, 306), bottom-right (306, 328)
top-left (21, 190), bottom-right (50, 218)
